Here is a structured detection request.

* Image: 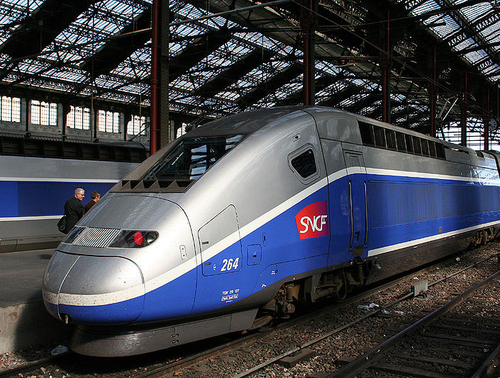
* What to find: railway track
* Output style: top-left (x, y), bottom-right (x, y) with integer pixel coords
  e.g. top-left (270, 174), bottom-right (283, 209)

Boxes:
top-left (331, 269), bottom-right (500, 378)
top-left (229, 249), bottom-right (500, 378)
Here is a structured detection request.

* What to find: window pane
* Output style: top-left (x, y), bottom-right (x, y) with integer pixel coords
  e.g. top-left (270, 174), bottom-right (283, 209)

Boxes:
top-left (143, 135), bottom-right (244, 181)
top-left (386, 130), bottom-right (396, 150)
top-left (291, 149), bottom-right (317, 179)
top-left (374, 126), bottom-right (386, 148)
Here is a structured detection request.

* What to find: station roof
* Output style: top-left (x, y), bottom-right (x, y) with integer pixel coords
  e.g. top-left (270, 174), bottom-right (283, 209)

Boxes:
top-left (0, 0), bottom-right (499, 138)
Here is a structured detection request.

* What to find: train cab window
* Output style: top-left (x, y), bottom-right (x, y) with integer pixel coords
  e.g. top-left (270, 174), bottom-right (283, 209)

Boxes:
top-left (291, 149), bottom-right (317, 179)
top-left (396, 132), bottom-right (407, 152)
top-left (374, 126), bottom-right (386, 148)
top-left (386, 129), bottom-right (397, 150)
top-left (142, 135), bottom-right (244, 181)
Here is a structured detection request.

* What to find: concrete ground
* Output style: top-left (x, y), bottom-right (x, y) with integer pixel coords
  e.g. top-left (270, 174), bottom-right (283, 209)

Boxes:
top-left (0, 249), bottom-right (72, 354)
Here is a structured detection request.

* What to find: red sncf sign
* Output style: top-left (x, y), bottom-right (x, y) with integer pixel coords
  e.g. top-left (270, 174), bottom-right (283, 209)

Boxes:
top-left (295, 201), bottom-right (329, 239)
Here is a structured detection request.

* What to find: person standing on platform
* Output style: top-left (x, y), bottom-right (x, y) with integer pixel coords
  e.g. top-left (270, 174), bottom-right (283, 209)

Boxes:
top-left (64, 188), bottom-right (85, 233)
top-left (84, 191), bottom-right (101, 214)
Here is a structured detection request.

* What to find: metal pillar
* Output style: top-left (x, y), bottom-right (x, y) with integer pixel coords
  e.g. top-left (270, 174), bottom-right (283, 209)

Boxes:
top-left (428, 47), bottom-right (437, 138)
top-left (150, 0), bottom-right (170, 154)
top-left (460, 72), bottom-right (468, 147)
top-left (484, 87), bottom-right (490, 151)
top-left (301, 0), bottom-right (316, 106)
top-left (381, 11), bottom-right (391, 123)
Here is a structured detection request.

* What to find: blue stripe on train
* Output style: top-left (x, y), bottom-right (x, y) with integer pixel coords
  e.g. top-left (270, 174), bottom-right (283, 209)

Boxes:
top-left (0, 181), bottom-right (116, 217)
top-left (367, 174), bottom-right (500, 251)
top-left (58, 295), bottom-right (145, 325)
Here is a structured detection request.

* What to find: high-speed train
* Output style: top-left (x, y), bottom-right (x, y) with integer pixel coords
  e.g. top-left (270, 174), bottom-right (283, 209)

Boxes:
top-left (0, 151), bottom-right (141, 253)
top-left (42, 106), bottom-right (500, 357)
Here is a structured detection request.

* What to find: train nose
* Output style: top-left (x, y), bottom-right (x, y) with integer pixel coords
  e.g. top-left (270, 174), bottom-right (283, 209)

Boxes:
top-left (42, 251), bottom-right (145, 325)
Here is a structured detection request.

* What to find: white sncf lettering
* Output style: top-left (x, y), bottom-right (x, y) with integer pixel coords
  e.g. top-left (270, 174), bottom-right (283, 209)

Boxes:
top-left (299, 215), bottom-right (328, 234)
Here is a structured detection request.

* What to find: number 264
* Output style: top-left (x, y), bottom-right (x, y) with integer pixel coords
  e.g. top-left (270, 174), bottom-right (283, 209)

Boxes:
top-left (221, 258), bottom-right (239, 272)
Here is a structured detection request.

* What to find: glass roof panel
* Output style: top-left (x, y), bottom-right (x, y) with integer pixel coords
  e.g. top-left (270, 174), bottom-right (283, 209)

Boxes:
top-left (0, 0), bottom-right (499, 133)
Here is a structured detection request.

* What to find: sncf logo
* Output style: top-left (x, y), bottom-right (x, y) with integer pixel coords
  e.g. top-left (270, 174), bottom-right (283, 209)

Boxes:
top-left (295, 201), bottom-right (329, 239)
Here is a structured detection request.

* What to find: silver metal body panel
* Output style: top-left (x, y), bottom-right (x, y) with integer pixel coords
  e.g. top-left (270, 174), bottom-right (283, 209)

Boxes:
top-left (177, 110), bottom-right (326, 240)
top-left (57, 195), bottom-right (196, 287)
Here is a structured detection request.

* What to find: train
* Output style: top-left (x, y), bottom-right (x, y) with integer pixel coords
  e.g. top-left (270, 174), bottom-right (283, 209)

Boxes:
top-left (0, 139), bottom-right (144, 253)
top-left (41, 106), bottom-right (500, 357)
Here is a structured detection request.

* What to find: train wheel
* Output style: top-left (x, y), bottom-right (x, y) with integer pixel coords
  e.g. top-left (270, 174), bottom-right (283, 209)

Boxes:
top-left (335, 270), bottom-right (348, 300)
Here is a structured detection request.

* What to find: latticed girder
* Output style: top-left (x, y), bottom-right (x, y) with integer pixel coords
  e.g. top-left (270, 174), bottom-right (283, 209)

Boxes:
top-left (0, 0), bottom-right (498, 139)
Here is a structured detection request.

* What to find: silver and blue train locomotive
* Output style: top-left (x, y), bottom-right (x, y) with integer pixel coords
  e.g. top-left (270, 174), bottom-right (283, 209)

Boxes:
top-left (42, 106), bottom-right (500, 357)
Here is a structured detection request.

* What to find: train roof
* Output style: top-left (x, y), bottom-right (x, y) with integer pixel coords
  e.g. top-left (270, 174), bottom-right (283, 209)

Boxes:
top-left (187, 106), bottom-right (310, 137)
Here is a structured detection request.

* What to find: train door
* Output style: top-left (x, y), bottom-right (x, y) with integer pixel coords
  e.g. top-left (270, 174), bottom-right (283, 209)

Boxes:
top-left (193, 205), bottom-right (244, 312)
top-left (344, 150), bottom-right (368, 258)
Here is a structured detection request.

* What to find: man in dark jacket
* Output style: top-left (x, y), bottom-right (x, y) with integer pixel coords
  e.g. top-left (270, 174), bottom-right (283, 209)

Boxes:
top-left (63, 188), bottom-right (85, 233)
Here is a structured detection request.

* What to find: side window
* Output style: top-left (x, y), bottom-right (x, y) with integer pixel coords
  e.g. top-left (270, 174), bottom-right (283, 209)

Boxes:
top-left (436, 143), bottom-right (446, 159)
top-left (429, 141), bottom-right (437, 157)
top-left (396, 132), bottom-right (407, 152)
top-left (405, 134), bottom-right (414, 153)
top-left (386, 129), bottom-right (397, 150)
top-left (359, 122), bottom-right (375, 146)
top-left (374, 126), bottom-right (386, 148)
top-left (291, 149), bottom-right (317, 179)
top-left (413, 136), bottom-right (422, 155)
top-left (421, 139), bottom-right (429, 156)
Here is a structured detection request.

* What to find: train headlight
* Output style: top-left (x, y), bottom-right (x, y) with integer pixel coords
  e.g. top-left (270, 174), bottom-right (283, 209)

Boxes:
top-left (109, 230), bottom-right (159, 248)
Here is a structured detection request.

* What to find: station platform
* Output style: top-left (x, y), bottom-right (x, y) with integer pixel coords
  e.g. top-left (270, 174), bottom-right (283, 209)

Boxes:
top-left (0, 249), bottom-right (72, 354)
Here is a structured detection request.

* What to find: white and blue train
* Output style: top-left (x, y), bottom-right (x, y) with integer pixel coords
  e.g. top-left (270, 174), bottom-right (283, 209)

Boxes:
top-left (0, 154), bottom-right (139, 253)
top-left (42, 106), bottom-right (500, 357)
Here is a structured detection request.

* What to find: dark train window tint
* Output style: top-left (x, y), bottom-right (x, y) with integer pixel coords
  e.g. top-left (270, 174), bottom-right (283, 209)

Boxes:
top-left (396, 132), bottom-right (406, 152)
top-left (386, 130), bottom-right (397, 150)
top-left (291, 149), bottom-right (317, 179)
top-left (405, 134), bottom-right (414, 153)
top-left (142, 135), bottom-right (244, 181)
top-left (374, 126), bottom-right (386, 148)
top-left (429, 141), bottom-right (437, 157)
top-left (359, 122), bottom-right (374, 146)
top-left (436, 144), bottom-right (446, 159)
top-left (413, 136), bottom-right (422, 154)
top-left (421, 139), bottom-right (429, 156)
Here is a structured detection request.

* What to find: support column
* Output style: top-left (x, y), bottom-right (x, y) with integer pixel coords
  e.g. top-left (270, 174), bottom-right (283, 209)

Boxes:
top-left (484, 119), bottom-right (489, 151)
top-left (484, 87), bottom-right (490, 151)
top-left (381, 11), bottom-right (391, 123)
top-left (428, 47), bottom-right (437, 138)
top-left (123, 111), bottom-right (131, 141)
top-left (460, 72), bottom-right (468, 147)
top-left (61, 102), bottom-right (71, 141)
top-left (151, 0), bottom-right (170, 154)
top-left (301, 0), bottom-right (316, 106)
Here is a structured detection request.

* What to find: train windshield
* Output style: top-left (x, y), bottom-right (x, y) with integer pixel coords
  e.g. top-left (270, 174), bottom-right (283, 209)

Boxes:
top-left (143, 135), bottom-right (244, 181)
